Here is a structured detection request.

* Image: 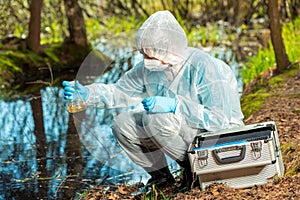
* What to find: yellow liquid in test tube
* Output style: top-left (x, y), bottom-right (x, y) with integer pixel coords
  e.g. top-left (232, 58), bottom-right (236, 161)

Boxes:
top-left (68, 98), bottom-right (87, 113)
top-left (67, 81), bottom-right (87, 113)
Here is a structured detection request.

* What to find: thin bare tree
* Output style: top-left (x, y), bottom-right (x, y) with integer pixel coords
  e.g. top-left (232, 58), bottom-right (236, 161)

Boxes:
top-left (268, 0), bottom-right (291, 74)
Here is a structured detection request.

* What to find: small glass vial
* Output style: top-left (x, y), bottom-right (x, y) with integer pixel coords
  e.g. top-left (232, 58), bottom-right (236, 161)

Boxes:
top-left (67, 81), bottom-right (87, 113)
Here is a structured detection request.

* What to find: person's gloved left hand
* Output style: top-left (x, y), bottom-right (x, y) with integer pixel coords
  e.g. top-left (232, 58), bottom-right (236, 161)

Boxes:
top-left (62, 80), bottom-right (89, 101)
top-left (141, 96), bottom-right (177, 113)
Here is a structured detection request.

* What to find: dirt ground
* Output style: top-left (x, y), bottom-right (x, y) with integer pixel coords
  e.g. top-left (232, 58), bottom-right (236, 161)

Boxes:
top-left (84, 67), bottom-right (300, 200)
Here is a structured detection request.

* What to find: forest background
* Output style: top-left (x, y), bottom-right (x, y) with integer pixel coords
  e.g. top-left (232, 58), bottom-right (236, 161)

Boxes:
top-left (0, 0), bottom-right (299, 199)
top-left (1, 0), bottom-right (299, 96)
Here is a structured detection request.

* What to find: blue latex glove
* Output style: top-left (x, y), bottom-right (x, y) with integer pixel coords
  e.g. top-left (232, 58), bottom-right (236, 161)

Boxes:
top-left (62, 80), bottom-right (89, 101)
top-left (141, 96), bottom-right (177, 113)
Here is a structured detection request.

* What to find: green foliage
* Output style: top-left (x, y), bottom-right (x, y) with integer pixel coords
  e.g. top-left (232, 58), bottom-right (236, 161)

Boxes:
top-left (13, 24), bottom-right (27, 39)
top-left (282, 18), bottom-right (300, 62)
top-left (86, 15), bottom-right (145, 47)
top-left (268, 76), bottom-right (284, 89)
top-left (86, 18), bottom-right (102, 42)
top-left (0, 52), bottom-right (22, 72)
top-left (0, 1), bottom-right (66, 43)
top-left (186, 22), bottom-right (235, 48)
top-left (41, 22), bottom-right (66, 44)
top-left (0, 50), bottom-right (46, 99)
top-left (0, 43), bottom-right (66, 84)
top-left (242, 42), bottom-right (276, 84)
top-left (93, 13), bottom-right (228, 51)
top-left (242, 18), bottom-right (300, 84)
top-left (0, 41), bottom-right (93, 100)
top-left (0, 50), bottom-right (44, 70)
top-left (142, 185), bottom-right (168, 200)
top-left (77, 189), bottom-right (89, 200)
top-left (43, 43), bottom-right (61, 63)
top-left (292, 109), bottom-right (300, 114)
top-left (241, 62), bottom-right (299, 119)
top-left (84, 4), bottom-right (230, 50)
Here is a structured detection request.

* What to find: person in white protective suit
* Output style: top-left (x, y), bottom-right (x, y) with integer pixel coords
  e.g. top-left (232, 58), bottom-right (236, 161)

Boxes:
top-left (62, 10), bottom-right (244, 193)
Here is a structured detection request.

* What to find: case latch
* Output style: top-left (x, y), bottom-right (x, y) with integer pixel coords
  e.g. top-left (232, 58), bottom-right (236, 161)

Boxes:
top-left (197, 149), bottom-right (208, 167)
top-left (251, 141), bottom-right (262, 159)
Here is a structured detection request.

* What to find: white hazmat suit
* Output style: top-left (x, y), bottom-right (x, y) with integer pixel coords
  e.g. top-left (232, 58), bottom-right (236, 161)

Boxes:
top-left (85, 11), bottom-right (244, 171)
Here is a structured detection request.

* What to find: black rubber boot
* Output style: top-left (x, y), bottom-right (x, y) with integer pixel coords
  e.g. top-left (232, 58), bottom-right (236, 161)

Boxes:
top-left (130, 166), bottom-right (175, 196)
top-left (146, 166), bottom-right (176, 187)
top-left (177, 159), bottom-right (199, 191)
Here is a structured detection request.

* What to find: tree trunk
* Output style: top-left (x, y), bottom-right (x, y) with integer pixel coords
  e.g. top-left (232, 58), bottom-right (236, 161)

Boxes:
top-left (64, 0), bottom-right (89, 47)
top-left (268, 0), bottom-right (291, 74)
top-left (27, 0), bottom-right (43, 53)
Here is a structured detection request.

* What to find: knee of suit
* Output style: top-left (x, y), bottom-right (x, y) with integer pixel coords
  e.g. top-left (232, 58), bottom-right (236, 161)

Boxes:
top-left (111, 110), bottom-right (147, 143)
top-left (111, 111), bottom-right (136, 132)
top-left (111, 115), bottom-right (130, 142)
top-left (142, 112), bottom-right (182, 137)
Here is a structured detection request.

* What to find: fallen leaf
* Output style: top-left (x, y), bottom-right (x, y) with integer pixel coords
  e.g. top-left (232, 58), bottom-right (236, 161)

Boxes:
top-left (117, 186), bottom-right (129, 195)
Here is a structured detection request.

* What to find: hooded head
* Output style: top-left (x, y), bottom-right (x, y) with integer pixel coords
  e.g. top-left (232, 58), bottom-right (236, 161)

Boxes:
top-left (136, 10), bottom-right (188, 66)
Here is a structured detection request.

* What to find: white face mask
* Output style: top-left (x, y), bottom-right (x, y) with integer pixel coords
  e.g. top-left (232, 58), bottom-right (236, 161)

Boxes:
top-left (144, 58), bottom-right (170, 71)
top-left (164, 54), bottom-right (183, 65)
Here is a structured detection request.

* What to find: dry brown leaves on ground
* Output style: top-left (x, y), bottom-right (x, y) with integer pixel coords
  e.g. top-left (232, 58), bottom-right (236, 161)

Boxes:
top-left (85, 175), bottom-right (300, 200)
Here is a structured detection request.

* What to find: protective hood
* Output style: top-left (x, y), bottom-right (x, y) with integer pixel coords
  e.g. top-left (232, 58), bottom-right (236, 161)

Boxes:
top-left (136, 10), bottom-right (188, 65)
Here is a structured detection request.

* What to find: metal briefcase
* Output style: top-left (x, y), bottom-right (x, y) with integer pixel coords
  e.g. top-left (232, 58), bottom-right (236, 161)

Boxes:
top-left (187, 121), bottom-right (285, 190)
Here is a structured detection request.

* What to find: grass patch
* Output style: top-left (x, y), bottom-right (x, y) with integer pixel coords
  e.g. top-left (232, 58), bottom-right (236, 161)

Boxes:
top-left (241, 62), bottom-right (299, 118)
top-left (0, 42), bottom-right (92, 100)
top-left (241, 92), bottom-right (271, 119)
top-left (268, 76), bottom-right (284, 89)
top-left (142, 185), bottom-right (168, 200)
top-left (290, 94), bottom-right (300, 98)
top-left (0, 50), bottom-right (44, 69)
top-left (292, 109), bottom-right (300, 114)
top-left (242, 18), bottom-right (300, 84)
top-left (268, 61), bottom-right (300, 90)
top-left (85, 12), bottom-right (230, 50)
top-left (242, 43), bottom-right (276, 84)
top-left (281, 142), bottom-right (300, 176)
top-left (43, 43), bottom-right (61, 63)
top-left (0, 50), bottom-right (43, 99)
top-left (0, 50), bottom-right (44, 89)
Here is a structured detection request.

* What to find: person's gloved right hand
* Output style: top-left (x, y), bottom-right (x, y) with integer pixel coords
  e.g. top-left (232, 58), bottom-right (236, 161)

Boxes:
top-left (62, 80), bottom-right (89, 101)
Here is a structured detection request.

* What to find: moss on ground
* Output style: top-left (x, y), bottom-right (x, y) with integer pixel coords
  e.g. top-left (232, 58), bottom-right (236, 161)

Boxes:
top-left (281, 142), bottom-right (300, 176)
top-left (241, 62), bottom-right (300, 178)
top-left (241, 62), bottom-right (300, 119)
top-left (0, 42), bottom-right (92, 100)
top-left (241, 92), bottom-right (271, 119)
top-left (0, 50), bottom-right (45, 99)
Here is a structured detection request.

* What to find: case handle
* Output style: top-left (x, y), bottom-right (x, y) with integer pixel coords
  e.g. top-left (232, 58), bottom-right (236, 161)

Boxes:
top-left (212, 145), bottom-right (246, 164)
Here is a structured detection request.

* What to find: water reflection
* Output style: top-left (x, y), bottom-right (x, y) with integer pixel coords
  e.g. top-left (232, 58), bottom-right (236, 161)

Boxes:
top-left (0, 42), bottom-right (153, 199)
top-left (0, 87), bottom-right (149, 199)
top-left (0, 41), bottom-right (242, 199)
